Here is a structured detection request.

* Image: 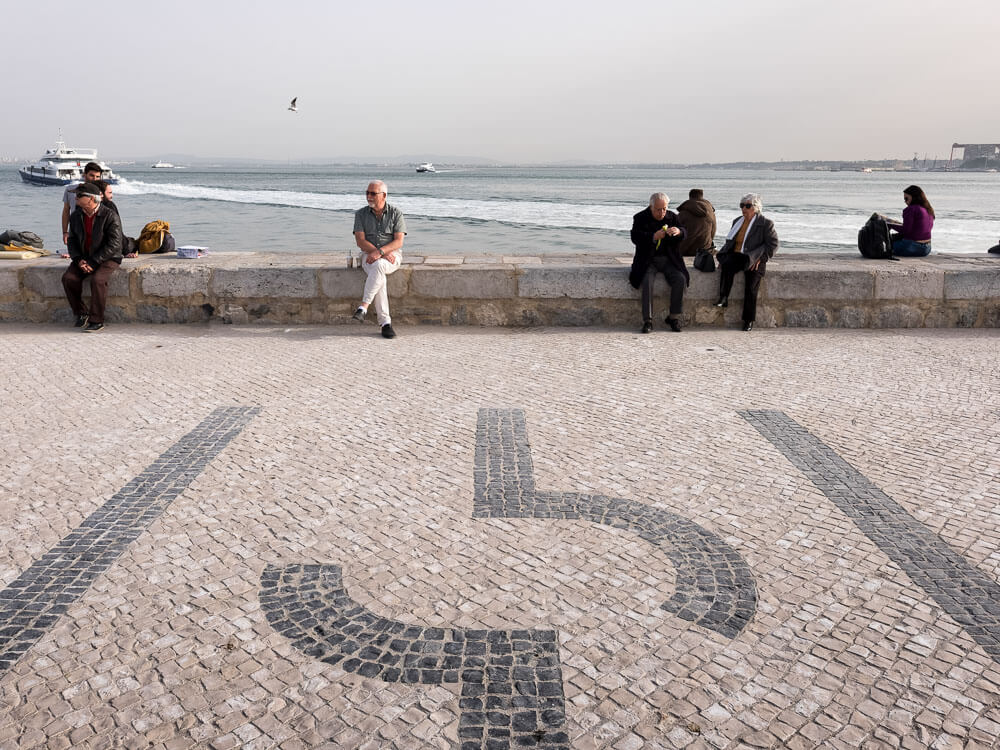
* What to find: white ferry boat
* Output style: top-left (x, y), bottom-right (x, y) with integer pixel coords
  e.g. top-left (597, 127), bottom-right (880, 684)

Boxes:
top-left (151, 160), bottom-right (175, 169)
top-left (19, 138), bottom-right (119, 185)
top-left (416, 162), bottom-right (436, 173)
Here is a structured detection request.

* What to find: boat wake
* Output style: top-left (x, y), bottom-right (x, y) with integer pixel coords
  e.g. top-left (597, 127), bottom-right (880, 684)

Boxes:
top-left (115, 179), bottom-right (631, 232)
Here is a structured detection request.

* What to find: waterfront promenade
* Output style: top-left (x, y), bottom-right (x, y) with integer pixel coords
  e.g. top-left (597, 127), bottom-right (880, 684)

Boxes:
top-left (1, 322), bottom-right (999, 749)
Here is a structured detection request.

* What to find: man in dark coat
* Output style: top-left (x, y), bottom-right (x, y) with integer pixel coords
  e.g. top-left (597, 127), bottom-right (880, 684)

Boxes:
top-left (676, 188), bottom-right (717, 257)
top-left (62, 182), bottom-right (123, 332)
top-left (629, 192), bottom-right (688, 333)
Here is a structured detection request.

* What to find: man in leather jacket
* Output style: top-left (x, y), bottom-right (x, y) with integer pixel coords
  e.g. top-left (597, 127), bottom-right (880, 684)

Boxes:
top-left (62, 182), bottom-right (123, 332)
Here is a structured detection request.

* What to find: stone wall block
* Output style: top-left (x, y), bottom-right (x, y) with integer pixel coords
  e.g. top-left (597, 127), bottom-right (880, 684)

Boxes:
top-left (874, 267), bottom-right (944, 300)
top-left (108, 269), bottom-right (131, 297)
top-left (687, 268), bottom-right (721, 299)
top-left (943, 269), bottom-right (1000, 300)
top-left (319, 268), bottom-right (367, 299)
top-left (836, 307), bottom-right (868, 328)
top-left (141, 266), bottom-right (212, 297)
top-left (873, 304), bottom-right (924, 328)
top-left (0, 269), bottom-right (20, 296)
top-left (518, 266), bottom-right (634, 299)
top-left (212, 268), bottom-right (318, 298)
top-left (768, 269), bottom-right (873, 300)
top-left (23, 266), bottom-right (66, 298)
top-left (410, 267), bottom-right (516, 299)
top-left (785, 307), bottom-right (832, 327)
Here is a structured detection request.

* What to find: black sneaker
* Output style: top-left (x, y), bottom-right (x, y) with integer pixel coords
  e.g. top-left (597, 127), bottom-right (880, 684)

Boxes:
top-left (352, 307), bottom-right (366, 322)
top-left (666, 317), bottom-right (682, 333)
top-left (641, 320), bottom-right (653, 334)
top-left (381, 323), bottom-right (396, 339)
top-left (73, 314), bottom-right (89, 328)
top-left (83, 322), bottom-right (105, 333)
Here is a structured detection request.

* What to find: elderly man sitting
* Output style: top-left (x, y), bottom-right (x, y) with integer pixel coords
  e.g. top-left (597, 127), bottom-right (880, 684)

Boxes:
top-left (61, 182), bottom-right (123, 332)
top-left (628, 192), bottom-right (688, 333)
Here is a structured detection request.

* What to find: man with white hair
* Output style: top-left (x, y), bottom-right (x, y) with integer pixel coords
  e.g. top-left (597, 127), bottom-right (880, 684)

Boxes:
top-left (714, 193), bottom-right (779, 331)
top-left (628, 192), bottom-right (687, 333)
top-left (61, 181), bottom-right (123, 332)
top-left (351, 180), bottom-right (406, 339)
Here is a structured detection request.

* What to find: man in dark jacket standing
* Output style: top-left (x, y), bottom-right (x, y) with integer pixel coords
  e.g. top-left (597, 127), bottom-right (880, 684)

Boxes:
top-left (62, 182), bottom-right (123, 332)
top-left (629, 192), bottom-right (688, 333)
top-left (676, 188), bottom-right (717, 257)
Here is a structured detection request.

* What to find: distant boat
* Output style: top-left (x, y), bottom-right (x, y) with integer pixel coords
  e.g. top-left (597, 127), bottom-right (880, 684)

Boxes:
top-left (416, 162), bottom-right (436, 173)
top-left (18, 137), bottom-right (119, 185)
top-left (151, 160), bottom-right (175, 169)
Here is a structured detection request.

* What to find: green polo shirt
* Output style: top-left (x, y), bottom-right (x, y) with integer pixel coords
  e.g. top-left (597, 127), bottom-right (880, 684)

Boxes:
top-left (353, 203), bottom-right (406, 248)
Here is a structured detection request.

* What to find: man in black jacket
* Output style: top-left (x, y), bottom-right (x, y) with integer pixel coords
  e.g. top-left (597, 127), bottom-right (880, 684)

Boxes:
top-left (629, 192), bottom-right (688, 333)
top-left (62, 182), bottom-right (123, 332)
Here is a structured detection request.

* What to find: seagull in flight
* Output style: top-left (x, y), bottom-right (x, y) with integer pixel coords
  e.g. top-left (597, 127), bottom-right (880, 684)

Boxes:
top-left (288, 97), bottom-right (298, 112)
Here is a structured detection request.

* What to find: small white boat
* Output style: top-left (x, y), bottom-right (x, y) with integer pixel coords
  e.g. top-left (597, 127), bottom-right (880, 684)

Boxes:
top-left (416, 162), bottom-right (436, 173)
top-left (19, 137), bottom-right (118, 186)
top-left (151, 160), bottom-right (175, 169)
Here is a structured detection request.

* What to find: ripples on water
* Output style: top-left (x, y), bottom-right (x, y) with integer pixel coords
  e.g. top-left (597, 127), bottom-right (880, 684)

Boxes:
top-left (4, 165), bottom-right (998, 254)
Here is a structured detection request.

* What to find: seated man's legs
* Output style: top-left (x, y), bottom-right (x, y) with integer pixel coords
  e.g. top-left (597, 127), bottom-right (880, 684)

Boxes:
top-left (86, 261), bottom-right (120, 324)
top-left (663, 268), bottom-right (686, 318)
top-left (361, 256), bottom-right (401, 326)
top-left (62, 263), bottom-right (87, 318)
top-left (640, 266), bottom-right (657, 323)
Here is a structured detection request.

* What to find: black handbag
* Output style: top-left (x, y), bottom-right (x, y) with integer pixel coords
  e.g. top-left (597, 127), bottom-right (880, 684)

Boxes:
top-left (693, 249), bottom-right (716, 272)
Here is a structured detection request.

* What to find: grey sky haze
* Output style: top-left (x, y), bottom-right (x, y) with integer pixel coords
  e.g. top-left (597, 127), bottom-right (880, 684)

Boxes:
top-left (6, 0), bottom-right (998, 163)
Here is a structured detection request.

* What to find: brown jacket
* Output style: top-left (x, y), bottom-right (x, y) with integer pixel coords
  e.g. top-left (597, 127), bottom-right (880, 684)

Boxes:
top-left (676, 198), bottom-right (717, 257)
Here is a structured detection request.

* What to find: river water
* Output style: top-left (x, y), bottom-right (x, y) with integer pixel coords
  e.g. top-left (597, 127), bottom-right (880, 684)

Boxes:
top-left (3, 164), bottom-right (998, 256)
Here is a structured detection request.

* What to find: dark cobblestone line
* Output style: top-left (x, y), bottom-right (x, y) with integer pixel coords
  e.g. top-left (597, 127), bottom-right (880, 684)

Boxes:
top-left (0, 406), bottom-right (260, 675)
top-left (261, 564), bottom-right (570, 749)
top-left (474, 408), bottom-right (757, 639)
top-left (741, 409), bottom-right (1000, 663)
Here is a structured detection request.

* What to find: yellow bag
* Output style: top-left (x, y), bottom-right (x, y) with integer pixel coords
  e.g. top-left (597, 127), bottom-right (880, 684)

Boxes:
top-left (137, 220), bottom-right (171, 254)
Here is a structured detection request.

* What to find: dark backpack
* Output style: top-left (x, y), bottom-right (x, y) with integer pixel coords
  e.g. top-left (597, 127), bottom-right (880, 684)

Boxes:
top-left (858, 213), bottom-right (893, 259)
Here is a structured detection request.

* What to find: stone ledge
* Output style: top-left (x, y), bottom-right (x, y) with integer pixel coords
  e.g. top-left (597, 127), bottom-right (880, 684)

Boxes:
top-left (0, 252), bottom-right (997, 328)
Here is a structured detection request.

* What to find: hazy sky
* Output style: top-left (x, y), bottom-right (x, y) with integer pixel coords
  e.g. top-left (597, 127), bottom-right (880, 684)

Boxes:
top-left (6, 0), bottom-right (998, 163)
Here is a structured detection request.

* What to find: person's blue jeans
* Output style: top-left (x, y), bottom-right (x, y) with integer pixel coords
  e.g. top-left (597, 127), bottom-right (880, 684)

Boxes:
top-left (892, 239), bottom-right (931, 257)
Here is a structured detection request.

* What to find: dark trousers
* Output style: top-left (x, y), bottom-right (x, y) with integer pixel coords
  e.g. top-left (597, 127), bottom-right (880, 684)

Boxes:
top-left (641, 257), bottom-right (686, 321)
top-left (62, 260), bottom-right (120, 323)
top-left (718, 254), bottom-right (765, 323)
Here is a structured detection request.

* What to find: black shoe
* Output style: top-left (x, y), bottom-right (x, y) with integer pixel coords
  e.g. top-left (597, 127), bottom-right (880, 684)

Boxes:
top-left (742, 321), bottom-right (753, 332)
top-left (381, 323), bottom-right (396, 339)
top-left (714, 297), bottom-right (728, 308)
top-left (83, 322), bottom-right (105, 333)
top-left (352, 307), bottom-right (366, 322)
top-left (666, 317), bottom-right (682, 333)
top-left (73, 314), bottom-right (89, 328)
top-left (641, 320), bottom-right (653, 334)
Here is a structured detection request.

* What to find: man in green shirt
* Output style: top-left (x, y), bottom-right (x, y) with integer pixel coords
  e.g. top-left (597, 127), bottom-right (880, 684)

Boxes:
top-left (351, 180), bottom-right (406, 339)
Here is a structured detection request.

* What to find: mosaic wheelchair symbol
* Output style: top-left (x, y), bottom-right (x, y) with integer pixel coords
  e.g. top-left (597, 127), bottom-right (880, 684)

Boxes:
top-left (0, 406), bottom-right (260, 676)
top-left (261, 408), bottom-right (758, 749)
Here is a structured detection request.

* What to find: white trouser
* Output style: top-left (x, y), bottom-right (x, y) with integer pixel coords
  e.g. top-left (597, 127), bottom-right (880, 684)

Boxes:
top-left (361, 254), bottom-right (401, 326)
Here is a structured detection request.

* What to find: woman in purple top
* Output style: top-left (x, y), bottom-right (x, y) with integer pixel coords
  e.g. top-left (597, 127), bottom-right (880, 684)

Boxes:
top-left (887, 185), bottom-right (934, 256)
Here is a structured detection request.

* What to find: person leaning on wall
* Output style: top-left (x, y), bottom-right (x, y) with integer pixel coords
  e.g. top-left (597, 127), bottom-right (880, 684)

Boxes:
top-left (714, 193), bottom-right (778, 332)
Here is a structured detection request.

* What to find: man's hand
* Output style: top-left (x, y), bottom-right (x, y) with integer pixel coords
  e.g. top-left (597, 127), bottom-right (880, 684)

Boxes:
top-left (78, 259), bottom-right (93, 274)
top-left (653, 227), bottom-right (682, 242)
top-left (364, 250), bottom-right (382, 265)
top-left (382, 250), bottom-right (398, 264)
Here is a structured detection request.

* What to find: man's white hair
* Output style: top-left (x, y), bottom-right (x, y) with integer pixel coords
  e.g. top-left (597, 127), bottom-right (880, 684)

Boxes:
top-left (740, 193), bottom-right (763, 213)
top-left (369, 180), bottom-right (387, 194)
top-left (649, 192), bottom-right (669, 207)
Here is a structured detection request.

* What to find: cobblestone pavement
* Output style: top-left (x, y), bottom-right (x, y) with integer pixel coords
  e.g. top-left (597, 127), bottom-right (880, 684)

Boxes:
top-left (1, 322), bottom-right (998, 749)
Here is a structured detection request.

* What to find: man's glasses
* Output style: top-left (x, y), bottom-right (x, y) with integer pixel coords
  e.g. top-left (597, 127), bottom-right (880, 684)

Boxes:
top-left (366, 191), bottom-right (384, 197)
top-left (739, 202), bottom-right (754, 209)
